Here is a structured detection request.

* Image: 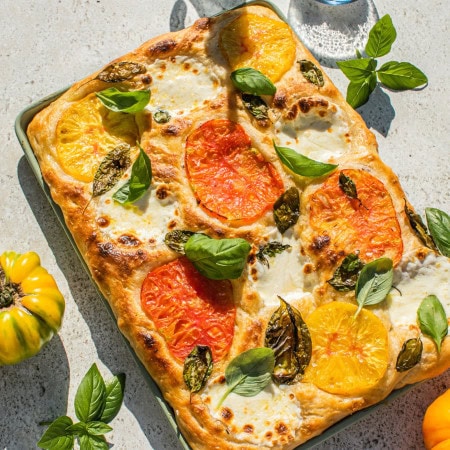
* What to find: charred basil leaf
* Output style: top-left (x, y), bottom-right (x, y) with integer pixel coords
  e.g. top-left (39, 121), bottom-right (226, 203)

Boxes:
top-left (298, 60), bottom-right (324, 87)
top-left (425, 207), bottom-right (450, 257)
top-left (96, 87), bottom-right (150, 113)
top-left (96, 61), bottom-right (147, 83)
top-left (183, 345), bottom-right (213, 393)
top-left (339, 172), bottom-right (358, 199)
top-left (265, 297), bottom-right (312, 384)
top-left (418, 295), bottom-right (448, 353)
top-left (328, 253), bottom-right (365, 292)
top-left (164, 230), bottom-right (195, 254)
top-left (153, 109), bottom-right (171, 124)
top-left (230, 68), bottom-right (276, 96)
top-left (405, 202), bottom-right (437, 251)
top-left (396, 338), bottom-right (423, 372)
top-left (273, 187), bottom-right (300, 234)
top-left (93, 144), bottom-right (131, 197)
top-left (256, 242), bottom-right (291, 268)
top-left (241, 93), bottom-right (269, 120)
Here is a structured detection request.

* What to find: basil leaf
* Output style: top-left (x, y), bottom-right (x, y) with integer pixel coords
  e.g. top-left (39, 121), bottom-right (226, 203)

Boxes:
top-left (365, 14), bottom-right (397, 58)
top-left (79, 434), bottom-right (108, 450)
top-left (113, 146), bottom-right (152, 204)
top-left (241, 93), bottom-right (269, 120)
top-left (66, 422), bottom-right (87, 434)
top-left (74, 364), bottom-right (107, 423)
top-left (37, 416), bottom-right (74, 450)
top-left (396, 338), bottom-right (423, 372)
top-left (164, 230), bottom-right (195, 254)
top-left (405, 202), bottom-right (437, 251)
top-left (298, 60), bottom-right (324, 87)
top-left (86, 421), bottom-right (113, 436)
top-left (265, 298), bottom-right (311, 384)
top-left (96, 61), bottom-right (147, 83)
top-left (231, 68), bottom-right (276, 96)
top-left (426, 207), bottom-right (450, 257)
top-left (93, 144), bottom-right (131, 197)
top-left (99, 373), bottom-right (126, 423)
top-left (274, 142), bottom-right (337, 177)
top-left (217, 347), bottom-right (275, 408)
top-left (273, 187), bottom-right (300, 234)
top-left (418, 295), bottom-right (448, 353)
top-left (183, 345), bottom-right (213, 393)
top-left (355, 257), bottom-right (393, 316)
top-left (336, 58), bottom-right (377, 82)
top-left (378, 61), bottom-right (428, 90)
top-left (339, 172), bottom-right (358, 199)
top-left (96, 87), bottom-right (150, 113)
top-left (328, 253), bottom-right (365, 292)
top-left (184, 234), bottom-right (251, 280)
top-left (346, 73), bottom-right (377, 108)
top-left (153, 109), bottom-right (171, 124)
top-left (256, 241), bottom-right (291, 268)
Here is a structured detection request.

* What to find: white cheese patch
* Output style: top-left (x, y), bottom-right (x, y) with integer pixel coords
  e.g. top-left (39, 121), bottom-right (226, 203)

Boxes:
top-left (147, 56), bottom-right (224, 116)
top-left (202, 381), bottom-right (301, 446)
top-left (274, 105), bottom-right (350, 162)
top-left (95, 181), bottom-right (178, 244)
top-left (387, 253), bottom-right (450, 328)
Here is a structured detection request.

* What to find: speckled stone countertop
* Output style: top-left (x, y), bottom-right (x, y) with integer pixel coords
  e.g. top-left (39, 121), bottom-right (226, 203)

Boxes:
top-left (1, 0), bottom-right (448, 449)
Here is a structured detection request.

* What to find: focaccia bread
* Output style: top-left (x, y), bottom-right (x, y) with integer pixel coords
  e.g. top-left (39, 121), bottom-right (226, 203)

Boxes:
top-left (27, 3), bottom-right (450, 449)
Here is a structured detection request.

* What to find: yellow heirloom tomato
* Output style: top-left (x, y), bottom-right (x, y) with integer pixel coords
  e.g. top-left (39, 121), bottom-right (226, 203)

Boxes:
top-left (0, 251), bottom-right (65, 365)
top-left (423, 389), bottom-right (450, 450)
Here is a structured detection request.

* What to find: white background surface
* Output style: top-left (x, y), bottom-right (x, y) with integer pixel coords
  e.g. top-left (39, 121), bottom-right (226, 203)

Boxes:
top-left (1, 0), bottom-right (449, 448)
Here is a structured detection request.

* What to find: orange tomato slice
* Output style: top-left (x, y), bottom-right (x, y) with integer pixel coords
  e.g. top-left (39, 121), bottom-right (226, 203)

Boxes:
top-left (185, 119), bottom-right (284, 224)
top-left (308, 169), bottom-right (403, 265)
top-left (423, 389), bottom-right (450, 450)
top-left (140, 257), bottom-right (235, 362)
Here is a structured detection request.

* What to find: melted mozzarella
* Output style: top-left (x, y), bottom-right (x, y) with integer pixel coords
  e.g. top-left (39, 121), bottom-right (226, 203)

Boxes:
top-left (202, 381), bottom-right (301, 446)
top-left (147, 56), bottom-right (224, 115)
top-left (387, 254), bottom-right (450, 328)
top-left (274, 106), bottom-right (350, 162)
top-left (95, 181), bottom-right (178, 243)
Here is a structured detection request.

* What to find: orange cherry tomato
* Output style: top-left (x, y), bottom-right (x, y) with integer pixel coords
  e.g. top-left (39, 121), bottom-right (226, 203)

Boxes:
top-left (140, 257), bottom-right (235, 362)
top-left (423, 389), bottom-right (450, 450)
top-left (185, 119), bottom-right (284, 225)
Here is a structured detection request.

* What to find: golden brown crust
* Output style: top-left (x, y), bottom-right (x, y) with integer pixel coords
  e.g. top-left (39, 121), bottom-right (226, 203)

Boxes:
top-left (27, 4), bottom-right (449, 449)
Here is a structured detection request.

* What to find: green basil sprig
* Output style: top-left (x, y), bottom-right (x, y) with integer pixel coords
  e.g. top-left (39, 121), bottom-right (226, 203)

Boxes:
top-left (337, 14), bottom-right (427, 108)
top-left (96, 87), bottom-right (150, 113)
top-left (355, 257), bottom-right (393, 317)
top-left (113, 145), bottom-right (152, 204)
top-left (274, 142), bottom-right (337, 177)
top-left (38, 364), bottom-right (125, 450)
top-left (184, 234), bottom-right (251, 280)
top-left (230, 67), bottom-right (276, 96)
top-left (426, 207), bottom-right (450, 257)
top-left (418, 295), bottom-right (448, 353)
top-left (216, 347), bottom-right (275, 409)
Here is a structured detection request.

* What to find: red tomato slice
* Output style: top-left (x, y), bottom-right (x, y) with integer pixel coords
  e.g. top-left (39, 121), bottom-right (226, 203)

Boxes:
top-left (140, 257), bottom-right (235, 362)
top-left (308, 169), bottom-right (403, 265)
top-left (185, 119), bottom-right (284, 224)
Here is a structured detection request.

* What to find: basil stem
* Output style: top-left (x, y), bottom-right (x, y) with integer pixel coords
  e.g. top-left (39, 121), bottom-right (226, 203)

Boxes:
top-left (96, 87), bottom-right (150, 113)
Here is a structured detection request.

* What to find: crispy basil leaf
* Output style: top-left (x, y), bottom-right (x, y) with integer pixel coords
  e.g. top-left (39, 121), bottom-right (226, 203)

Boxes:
top-left (355, 257), bottom-right (393, 317)
top-left (256, 242), bottom-right (291, 268)
top-left (328, 253), bottom-right (365, 292)
top-left (346, 73), bottom-right (377, 109)
top-left (164, 230), bottom-right (195, 254)
top-left (92, 144), bottom-right (131, 197)
top-left (113, 146), bottom-right (152, 204)
top-left (183, 345), bottom-right (213, 393)
top-left (241, 93), bottom-right (269, 120)
top-left (217, 347), bottom-right (275, 408)
top-left (339, 172), bottom-right (358, 199)
top-left (396, 338), bottom-right (423, 372)
top-left (37, 416), bottom-right (74, 450)
top-left (96, 87), bottom-right (150, 113)
top-left (100, 373), bottom-right (126, 423)
top-left (426, 207), bottom-right (450, 257)
top-left (418, 295), bottom-right (448, 353)
top-left (336, 58), bottom-right (377, 82)
top-left (377, 61), bottom-right (427, 90)
top-left (96, 61), bottom-right (147, 83)
top-left (230, 68), bottom-right (276, 96)
top-left (153, 109), bottom-right (171, 124)
top-left (265, 297), bottom-right (311, 384)
top-left (405, 202), bottom-right (437, 250)
top-left (274, 142), bottom-right (337, 177)
top-left (298, 60), bottom-right (324, 87)
top-left (184, 234), bottom-right (251, 280)
top-left (273, 187), bottom-right (300, 234)
top-left (365, 14), bottom-right (397, 58)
